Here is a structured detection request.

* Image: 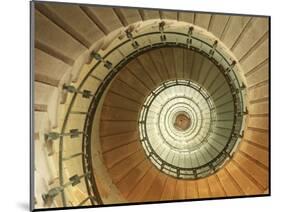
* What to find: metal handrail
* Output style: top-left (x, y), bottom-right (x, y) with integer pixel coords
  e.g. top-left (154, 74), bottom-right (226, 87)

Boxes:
top-left (57, 27), bottom-right (247, 206)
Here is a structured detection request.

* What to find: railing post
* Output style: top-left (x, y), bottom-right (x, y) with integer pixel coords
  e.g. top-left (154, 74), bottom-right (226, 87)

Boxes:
top-left (193, 169), bottom-right (198, 178)
top-left (232, 131), bottom-right (244, 139)
top-left (91, 51), bottom-right (112, 69)
top-left (42, 173), bottom-right (90, 205)
top-left (187, 26), bottom-right (194, 48)
top-left (125, 27), bottom-right (139, 49)
top-left (63, 84), bottom-right (93, 99)
top-left (209, 40), bottom-right (218, 57)
top-left (176, 168), bottom-right (180, 178)
top-left (159, 21), bottom-right (166, 41)
top-left (44, 129), bottom-right (84, 142)
top-left (226, 60), bottom-right (236, 73)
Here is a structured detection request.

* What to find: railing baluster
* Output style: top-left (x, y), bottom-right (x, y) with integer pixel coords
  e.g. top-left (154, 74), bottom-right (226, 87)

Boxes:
top-left (159, 21), bottom-right (166, 41)
top-left (226, 60), bottom-right (237, 73)
top-left (209, 40), bottom-right (218, 58)
top-left (45, 129), bottom-right (84, 142)
top-left (125, 26), bottom-right (139, 49)
top-left (91, 51), bottom-right (112, 69)
top-left (186, 26), bottom-right (194, 48)
top-left (63, 84), bottom-right (93, 99)
top-left (42, 173), bottom-right (90, 205)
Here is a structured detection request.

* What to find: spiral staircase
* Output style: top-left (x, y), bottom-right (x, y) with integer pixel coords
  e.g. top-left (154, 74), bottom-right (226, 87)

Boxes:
top-left (32, 1), bottom-right (269, 209)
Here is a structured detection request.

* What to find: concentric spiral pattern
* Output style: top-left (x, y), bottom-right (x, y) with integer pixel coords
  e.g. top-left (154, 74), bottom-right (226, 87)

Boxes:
top-left (139, 80), bottom-right (243, 179)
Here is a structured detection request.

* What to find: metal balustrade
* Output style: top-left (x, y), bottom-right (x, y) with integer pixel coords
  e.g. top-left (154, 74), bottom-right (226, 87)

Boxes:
top-left (51, 21), bottom-right (247, 206)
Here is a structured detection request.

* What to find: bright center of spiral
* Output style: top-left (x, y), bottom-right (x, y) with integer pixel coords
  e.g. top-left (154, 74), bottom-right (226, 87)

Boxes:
top-left (174, 113), bottom-right (191, 131)
top-left (138, 79), bottom-right (244, 179)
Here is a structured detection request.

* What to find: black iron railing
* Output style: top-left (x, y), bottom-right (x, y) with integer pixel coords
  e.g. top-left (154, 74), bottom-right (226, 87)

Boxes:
top-left (51, 26), bottom-right (247, 206)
